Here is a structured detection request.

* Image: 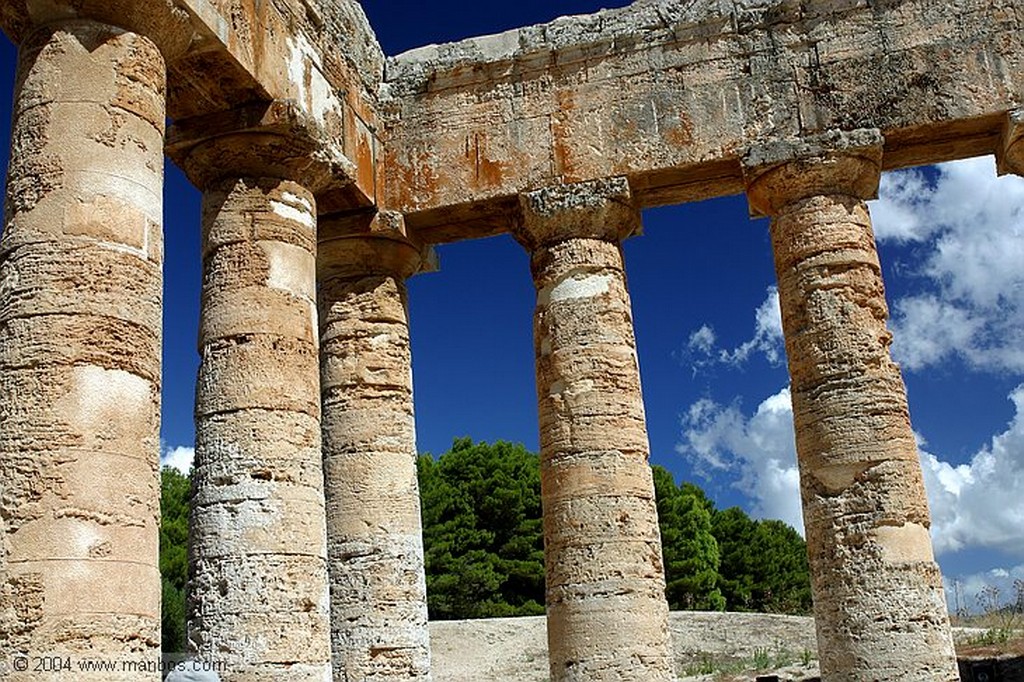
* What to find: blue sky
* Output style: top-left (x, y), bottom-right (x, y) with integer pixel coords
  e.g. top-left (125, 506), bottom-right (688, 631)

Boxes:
top-left (2, 1), bottom-right (1021, 612)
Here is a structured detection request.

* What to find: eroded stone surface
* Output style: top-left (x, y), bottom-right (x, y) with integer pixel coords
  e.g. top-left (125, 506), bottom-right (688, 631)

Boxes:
top-left (318, 212), bottom-right (432, 682)
top-left (190, 175), bottom-right (332, 681)
top-left (515, 180), bottom-right (675, 682)
top-left (162, 0), bottom-right (385, 210)
top-left (0, 17), bottom-right (167, 680)
top-left (747, 145), bottom-right (959, 682)
top-left (0, 1), bottom-right (1001, 680)
top-left (382, 0), bottom-right (1022, 243)
top-left (998, 109), bottom-right (1024, 176)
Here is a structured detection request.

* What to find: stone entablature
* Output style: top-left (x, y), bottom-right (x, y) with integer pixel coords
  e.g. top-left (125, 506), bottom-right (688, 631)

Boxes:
top-left (382, 0), bottom-right (1021, 243)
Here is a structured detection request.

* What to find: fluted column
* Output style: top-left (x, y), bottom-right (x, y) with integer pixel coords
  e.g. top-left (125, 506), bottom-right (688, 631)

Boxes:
top-left (0, 3), bottom-right (188, 678)
top-left (744, 130), bottom-right (959, 682)
top-left (179, 134), bottom-right (332, 680)
top-left (513, 178), bottom-right (675, 682)
top-left (318, 211), bottom-right (433, 681)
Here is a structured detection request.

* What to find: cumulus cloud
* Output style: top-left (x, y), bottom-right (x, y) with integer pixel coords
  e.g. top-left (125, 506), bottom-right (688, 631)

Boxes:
top-left (686, 286), bottom-right (785, 368)
top-left (679, 384), bottom-right (1024, 559)
top-left (685, 156), bottom-right (1023, 374)
top-left (679, 387), bottom-right (804, 534)
top-left (161, 445), bottom-right (195, 475)
top-left (920, 385), bottom-right (1024, 557)
top-left (871, 156), bottom-right (1024, 372)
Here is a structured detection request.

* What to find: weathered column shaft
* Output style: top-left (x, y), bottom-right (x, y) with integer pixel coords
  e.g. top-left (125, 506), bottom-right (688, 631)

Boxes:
top-left (515, 178), bottom-right (675, 682)
top-left (0, 9), bottom-right (184, 677)
top-left (189, 174), bottom-right (332, 680)
top-left (745, 132), bottom-right (959, 682)
top-left (318, 213), bottom-right (432, 681)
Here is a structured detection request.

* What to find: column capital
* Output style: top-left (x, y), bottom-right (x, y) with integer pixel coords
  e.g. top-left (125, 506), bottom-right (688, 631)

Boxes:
top-left (743, 129), bottom-right (883, 218)
top-left (318, 210), bottom-right (437, 281)
top-left (514, 177), bottom-right (640, 250)
top-left (0, 0), bottom-right (192, 57)
top-left (997, 109), bottom-right (1024, 177)
top-left (167, 100), bottom-right (355, 195)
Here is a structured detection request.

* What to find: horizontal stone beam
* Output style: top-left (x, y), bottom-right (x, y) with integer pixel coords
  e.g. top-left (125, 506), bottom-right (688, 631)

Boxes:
top-left (382, 0), bottom-right (1022, 243)
top-left (166, 0), bottom-right (384, 211)
top-left (0, 0), bottom-right (387, 210)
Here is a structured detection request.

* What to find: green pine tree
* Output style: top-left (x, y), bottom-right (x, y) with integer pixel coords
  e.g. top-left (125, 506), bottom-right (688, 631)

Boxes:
top-left (712, 507), bottom-right (811, 614)
top-left (419, 439), bottom-right (545, 619)
top-left (749, 519), bottom-right (812, 614)
top-left (652, 466), bottom-right (725, 611)
top-left (160, 467), bottom-right (191, 653)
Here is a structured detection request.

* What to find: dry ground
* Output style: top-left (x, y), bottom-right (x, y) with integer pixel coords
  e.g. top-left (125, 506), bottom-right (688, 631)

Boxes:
top-left (429, 611), bottom-right (1023, 681)
top-left (430, 612), bottom-right (820, 681)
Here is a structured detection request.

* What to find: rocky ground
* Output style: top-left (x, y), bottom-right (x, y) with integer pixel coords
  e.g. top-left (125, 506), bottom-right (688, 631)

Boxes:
top-left (430, 612), bottom-right (1021, 681)
top-left (430, 612), bottom-right (821, 681)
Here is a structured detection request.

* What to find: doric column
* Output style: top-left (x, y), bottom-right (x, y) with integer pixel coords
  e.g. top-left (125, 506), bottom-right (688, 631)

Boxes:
top-left (744, 130), bottom-right (959, 682)
top-left (0, 2), bottom-right (189, 678)
top-left (174, 124), bottom-right (333, 680)
top-left (317, 211), bottom-right (433, 681)
top-left (513, 178), bottom-right (675, 682)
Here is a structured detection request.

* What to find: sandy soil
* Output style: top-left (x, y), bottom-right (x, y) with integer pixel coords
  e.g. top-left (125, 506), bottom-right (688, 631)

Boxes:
top-left (430, 612), bottom-right (822, 681)
top-left (430, 611), bottom-right (1018, 681)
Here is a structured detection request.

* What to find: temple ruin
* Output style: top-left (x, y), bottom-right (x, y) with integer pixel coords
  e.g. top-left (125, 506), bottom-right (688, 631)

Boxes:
top-left (2, 0), bottom-right (1019, 679)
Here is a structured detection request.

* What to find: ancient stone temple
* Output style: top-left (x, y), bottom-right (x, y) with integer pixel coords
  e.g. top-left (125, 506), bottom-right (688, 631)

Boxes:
top-left (1, 0), bottom-right (1018, 679)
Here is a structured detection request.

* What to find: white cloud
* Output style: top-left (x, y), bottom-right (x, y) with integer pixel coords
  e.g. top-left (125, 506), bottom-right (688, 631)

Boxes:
top-left (679, 384), bottom-right (1024, 559)
top-left (688, 325), bottom-right (717, 354)
top-left (869, 167), bottom-right (939, 243)
top-left (679, 387), bottom-right (804, 534)
top-left (686, 286), bottom-right (785, 368)
top-left (872, 156), bottom-right (1024, 373)
top-left (920, 385), bottom-right (1024, 558)
top-left (722, 287), bottom-right (784, 365)
top-left (161, 445), bottom-right (195, 475)
top-left (885, 296), bottom-right (984, 370)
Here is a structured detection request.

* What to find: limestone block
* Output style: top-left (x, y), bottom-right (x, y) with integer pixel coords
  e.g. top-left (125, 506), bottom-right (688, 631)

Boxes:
top-left (545, 593), bottom-right (674, 682)
top-left (195, 337), bottom-right (321, 418)
top-left (540, 451), bottom-right (655, 502)
top-left (201, 178), bottom-right (318, 257)
top-left (193, 410), bottom-right (325, 493)
top-left (188, 611), bottom-right (332, 668)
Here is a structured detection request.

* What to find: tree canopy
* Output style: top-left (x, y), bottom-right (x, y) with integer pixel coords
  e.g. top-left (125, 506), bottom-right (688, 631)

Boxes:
top-left (418, 438), bottom-right (546, 619)
top-left (652, 465), bottom-right (725, 611)
top-left (713, 506), bottom-right (812, 614)
top-left (160, 466), bottom-right (190, 653)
